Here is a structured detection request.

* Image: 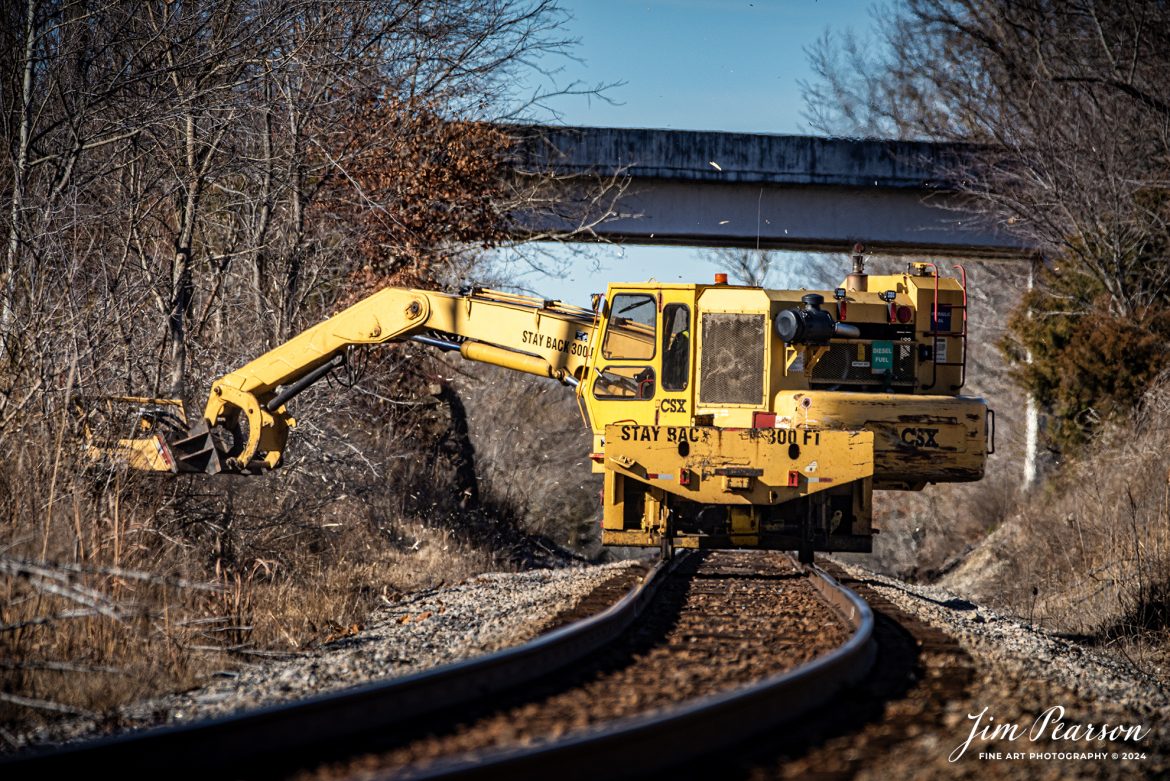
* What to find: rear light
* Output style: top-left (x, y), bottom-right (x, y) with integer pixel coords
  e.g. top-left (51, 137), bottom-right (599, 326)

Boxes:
top-left (896, 305), bottom-right (914, 323)
top-left (753, 411), bottom-right (777, 428)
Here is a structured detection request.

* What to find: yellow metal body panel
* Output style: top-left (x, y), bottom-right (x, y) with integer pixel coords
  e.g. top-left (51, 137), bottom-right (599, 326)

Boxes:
top-left (692, 287), bottom-right (771, 428)
top-left (603, 423), bottom-right (872, 507)
top-left (74, 396), bottom-right (189, 472)
top-left (579, 285), bottom-right (698, 440)
top-left (579, 271), bottom-right (970, 439)
top-left (583, 270), bottom-right (983, 551)
top-left (111, 435), bottom-right (174, 472)
top-left (772, 391), bottom-right (986, 486)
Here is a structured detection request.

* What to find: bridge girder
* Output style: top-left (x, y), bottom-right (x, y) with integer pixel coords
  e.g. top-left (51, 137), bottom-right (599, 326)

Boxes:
top-left (508, 126), bottom-right (1030, 258)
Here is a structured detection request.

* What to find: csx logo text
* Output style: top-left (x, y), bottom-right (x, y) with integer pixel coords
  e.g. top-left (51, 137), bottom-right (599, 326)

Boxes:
top-left (901, 427), bottom-right (940, 448)
top-left (659, 399), bottom-right (687, 413)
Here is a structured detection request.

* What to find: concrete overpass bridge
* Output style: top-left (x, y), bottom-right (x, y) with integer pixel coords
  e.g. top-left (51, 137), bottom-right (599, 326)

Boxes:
top-left (509, 126), bottom-right (1028, 258)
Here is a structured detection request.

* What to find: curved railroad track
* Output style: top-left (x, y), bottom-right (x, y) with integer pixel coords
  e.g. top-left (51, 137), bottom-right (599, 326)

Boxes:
top-left (5, 551), bottom-right (874, 780)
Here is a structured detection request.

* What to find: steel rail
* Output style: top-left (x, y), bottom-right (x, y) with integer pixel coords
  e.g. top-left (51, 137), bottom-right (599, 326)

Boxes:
top-left (401, 555), bottom-right (875, 781)
top-left (2, 557), bottom-right (677, 778)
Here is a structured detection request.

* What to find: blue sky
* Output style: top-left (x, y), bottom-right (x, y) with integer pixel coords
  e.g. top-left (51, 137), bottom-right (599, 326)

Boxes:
top-left (542, 0), bottom-right (869, 133)
top-left (496, 0), bottom-right (874, 301)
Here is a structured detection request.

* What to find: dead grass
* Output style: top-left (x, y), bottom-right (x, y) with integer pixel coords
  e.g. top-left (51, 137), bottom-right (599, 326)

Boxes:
top-left (0, 366), bottom-right (523, 741)
top-left (943, 376), bottom-right (1170, 671)
top-left (2, 451), bottom-right (219, 726)
top-left (0, 465), bottom-right (498, 735)
top-left (213, 516), bottom-right (496, 653)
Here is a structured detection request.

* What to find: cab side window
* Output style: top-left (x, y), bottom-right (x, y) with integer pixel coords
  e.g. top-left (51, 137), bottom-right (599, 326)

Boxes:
top-left (593, 366), bottom-right (657, 399)
top-left (595, 293), bottom-right (657, 401)
top-left (602, 294), bottom-right (656, 360)
top-left (661, 304), bottom-right (690, 391)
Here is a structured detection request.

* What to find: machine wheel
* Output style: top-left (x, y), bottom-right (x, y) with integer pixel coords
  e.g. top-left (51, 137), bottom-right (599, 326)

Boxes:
top-left (798, 507), bottom-right (815, 565)
top-left (659, 516), bottom-right (674, 562)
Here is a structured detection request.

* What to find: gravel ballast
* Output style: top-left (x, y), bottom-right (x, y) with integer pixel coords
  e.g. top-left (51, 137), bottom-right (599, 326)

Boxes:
top-left (829, 561), bottom-right (1169, 780)
top-left (7, 555), bottom-right (1166, 779)
top-left (7, 560), bottom-right (646, 752)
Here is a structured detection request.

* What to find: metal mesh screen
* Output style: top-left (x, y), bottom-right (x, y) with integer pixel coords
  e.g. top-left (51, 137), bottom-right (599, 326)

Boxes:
top-left (810, 342), bottom-right (916, 386)
top-left (699, 313), bottom-right (765, 405)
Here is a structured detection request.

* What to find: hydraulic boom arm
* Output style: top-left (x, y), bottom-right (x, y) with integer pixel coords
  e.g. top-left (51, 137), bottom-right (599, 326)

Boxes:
top-left (159, 288), bottom-right (599, 474)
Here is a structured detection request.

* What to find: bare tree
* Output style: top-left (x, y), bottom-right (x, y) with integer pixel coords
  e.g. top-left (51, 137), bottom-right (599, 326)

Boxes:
top-left (803, 0), bottom-right (1170, 450)
top-left (804, 0), bottom-right (1170, 315)
top-left (0, 0), bottom-right (632, 727)
top-left (708, 247), bottom-right (844, 288)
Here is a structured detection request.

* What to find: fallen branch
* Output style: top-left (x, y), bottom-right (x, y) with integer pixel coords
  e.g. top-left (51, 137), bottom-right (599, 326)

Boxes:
top-left (0, 556), bottom-right (222, 592)
top-left (0, 658), bottom-right (127, 675)
top-left (0, 691), bottom-right (96, 718)
top-left (0, 609), bottom-right (101, 633)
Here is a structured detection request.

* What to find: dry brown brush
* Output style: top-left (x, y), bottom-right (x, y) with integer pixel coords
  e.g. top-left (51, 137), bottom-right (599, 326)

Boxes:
top-left (0, 0), bottom-right (616, 738)
top-left (449, 361), bottom-right (602, 557)
top-left (945, 376), bottom-right (1170, 665)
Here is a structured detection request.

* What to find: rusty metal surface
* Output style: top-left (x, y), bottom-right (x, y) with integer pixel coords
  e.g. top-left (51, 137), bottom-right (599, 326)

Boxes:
top-left (331, 552), bottom-right (873, 781)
